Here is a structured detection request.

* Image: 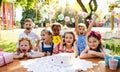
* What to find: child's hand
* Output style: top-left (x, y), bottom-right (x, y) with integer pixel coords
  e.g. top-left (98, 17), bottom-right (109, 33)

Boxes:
top-left (34, 46), bottom-right (38, 51)
top-left (19, 53), bottom-right (24, 58)
top-left (88, 50), bottom-right (95, 55)
top-left (47, 51), bottom-right (51, 56)
top-left (66, 50), bottom-right (74, 53)
top-left (53, 50), bottom-right (59, 54)
top-left (26, 53), bottom-right (32, 58)
top-left (43, 52), bottom-right (47, 56)
top-left (59, 49), bottom-right (65, 52)
top-left (75, 54), bottom-right (78, 58)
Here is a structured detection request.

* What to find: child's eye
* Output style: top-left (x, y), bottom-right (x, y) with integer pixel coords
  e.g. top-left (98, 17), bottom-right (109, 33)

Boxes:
top-left (65, 37), bottom-right (68, 39)
top-left (88, 41), bottom-right (91, 43)
top-left (70, 37), bottom-right (72, 39)
top-left (93, 41), bottom-right (96, 43)
top-left (20, 45), bottom-right (23, 47)
top-left (25, 45), bottom-right (27, 46)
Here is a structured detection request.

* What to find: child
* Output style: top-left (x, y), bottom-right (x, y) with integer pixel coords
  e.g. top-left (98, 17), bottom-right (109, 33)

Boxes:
top-left (80, 31), bottom-right (106, 59)
top-left (60, 32), bottom-right (78, 57)
top-left (38, 30), bottom-right (58, 56)
top-left (18, 18), bottom-right (40, 49)
top-left (14, 37), bottom-right (44, 59)
top-left (40, 29), bottom-right (46, 42)
top-left (51, 23), bottom-right (62, 51)
top-left (75, 12), bottom-right (97, 55)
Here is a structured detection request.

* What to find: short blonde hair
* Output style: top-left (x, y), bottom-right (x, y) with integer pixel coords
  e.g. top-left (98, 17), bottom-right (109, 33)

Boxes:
top-left (78, 23), bottom-right (86, 29)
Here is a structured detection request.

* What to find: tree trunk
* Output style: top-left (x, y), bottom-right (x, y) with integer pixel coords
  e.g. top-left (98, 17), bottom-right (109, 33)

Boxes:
top-left (0, 0), bottom-right (2, 7)
top-left (77, 0), bottom-right (97, 28)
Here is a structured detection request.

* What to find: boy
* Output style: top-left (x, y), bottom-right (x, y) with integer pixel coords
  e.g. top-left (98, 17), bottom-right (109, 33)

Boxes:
top-left (17, 18), bottom-right (40, 49)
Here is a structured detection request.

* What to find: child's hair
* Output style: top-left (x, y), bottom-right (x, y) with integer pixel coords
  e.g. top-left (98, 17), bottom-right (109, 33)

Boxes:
top-left (45, 30), bottom-right (53, 41)
top-left (17, 37), bottom-right (33, 53)
top-left (24, 18), bottom-right (33, 23)
top-left (87, 31), bottom-right (103, 49)
top-left (78, 23), bottom-right (86, 29)
top-left (63, 32), bottom-right (76, 46)
top-left (41, 29), bottom-right (46, 35)
top-left (51, 23), bottom-right (61, 30)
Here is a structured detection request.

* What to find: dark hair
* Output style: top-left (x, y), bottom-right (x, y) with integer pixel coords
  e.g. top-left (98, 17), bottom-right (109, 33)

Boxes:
top-left (51, 23), bottom-right (61, 30)
top-left (88, 31), bottom-right (103, 51)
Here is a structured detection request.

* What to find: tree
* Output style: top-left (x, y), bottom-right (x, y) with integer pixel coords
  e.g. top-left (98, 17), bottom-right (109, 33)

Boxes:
top-left (77, 0), bottom-right (97, 27)
top-left (0, 0), bottom-right (2, 7)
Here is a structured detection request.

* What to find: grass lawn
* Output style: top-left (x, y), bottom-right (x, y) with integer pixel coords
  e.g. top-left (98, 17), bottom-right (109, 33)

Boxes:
top-left (0, 30), bottom-right (20, 52)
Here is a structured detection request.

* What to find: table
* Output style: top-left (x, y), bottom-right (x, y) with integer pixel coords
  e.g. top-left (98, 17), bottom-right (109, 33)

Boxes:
top-left (0, 58), bottom-right (120, 72)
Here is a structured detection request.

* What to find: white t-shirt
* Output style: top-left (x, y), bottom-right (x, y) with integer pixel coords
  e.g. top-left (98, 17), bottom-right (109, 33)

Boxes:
top-left (39, 42), bottom-right (56, 49)
top-left (18, 31), bottom-right (40, 47)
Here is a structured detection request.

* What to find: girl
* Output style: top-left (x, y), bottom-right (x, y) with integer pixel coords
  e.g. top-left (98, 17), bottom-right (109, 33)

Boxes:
top-left (60, 32), bottom-right (78, 57)
top-left (51, 23), bottom-right (62, 51)
top-left (40, 29), bottom-right (46, 42)
top-left (14, 37), bottom-right (44, 59)
top-left (38, 30), bottom-right (58, 56)
top-left (75, 12), bottom-right (98, 55)
top-left (80, 31), bottom-right (106, 59)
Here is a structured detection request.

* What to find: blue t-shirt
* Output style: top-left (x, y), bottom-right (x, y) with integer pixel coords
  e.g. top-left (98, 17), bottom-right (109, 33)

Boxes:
top-left (77, 35), bottom-right (87, 55)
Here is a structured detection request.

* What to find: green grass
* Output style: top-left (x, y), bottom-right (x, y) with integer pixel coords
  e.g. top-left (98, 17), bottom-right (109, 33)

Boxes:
top-left (0, 30), bottom-right (19, 52)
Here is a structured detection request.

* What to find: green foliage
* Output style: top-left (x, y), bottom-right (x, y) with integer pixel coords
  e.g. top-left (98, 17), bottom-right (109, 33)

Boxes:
top-left (20, 9), bottom-right (41, 28)
top-left (104, 39), bottom-right (120, 55)
top-left (15, 0), bottom-right (36, 10)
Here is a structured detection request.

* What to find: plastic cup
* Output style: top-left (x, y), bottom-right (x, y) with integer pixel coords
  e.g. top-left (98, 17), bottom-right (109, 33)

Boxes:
top-left (109, 58), bottom-right (118, 70)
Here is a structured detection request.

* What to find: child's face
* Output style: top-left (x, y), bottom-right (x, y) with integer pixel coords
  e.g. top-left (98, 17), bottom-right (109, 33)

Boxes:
top-left (24, 22), bottom-right (33, 32)
top-left (19, 40), bottom-right (30, 53)
top-left (41, 31), bottom-right (46, 41)
top-left (78, 26), bottom-right (86, 35)
top-left (52, 25), bottom-right (60, 36)
top-left (44, 33), bottom-right (52, 42)
top-left (64, 33), bottom-right (74, 46)
top-left (88, 36), bottom-right (100, 50)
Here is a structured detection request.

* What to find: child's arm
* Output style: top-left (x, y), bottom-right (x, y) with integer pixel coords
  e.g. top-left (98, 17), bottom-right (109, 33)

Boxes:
top-left (80, 47), bottom-right (95, 59)
top-left (26, 51), bottom-right (44, 58)
top-left (13, 52), bottom-right (24, 59)
top-left (86, 14), bottom-right (98, 34)
top-left (87, 50), bottom-right (105, 58)
top-left (75, 11), bottom-right (79, 35)
top-left (34, 40), bottom-right (41, 51)
top-left (73, 41), bottom-right (78, 58)
top-left (59, 36), bottom-right (65, 50)
top-left (53, 44), bottom-right (59, 54)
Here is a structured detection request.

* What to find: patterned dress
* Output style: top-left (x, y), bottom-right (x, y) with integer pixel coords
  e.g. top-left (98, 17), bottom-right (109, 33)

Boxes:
top-left (77, 35), bottom-right (87, 55)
